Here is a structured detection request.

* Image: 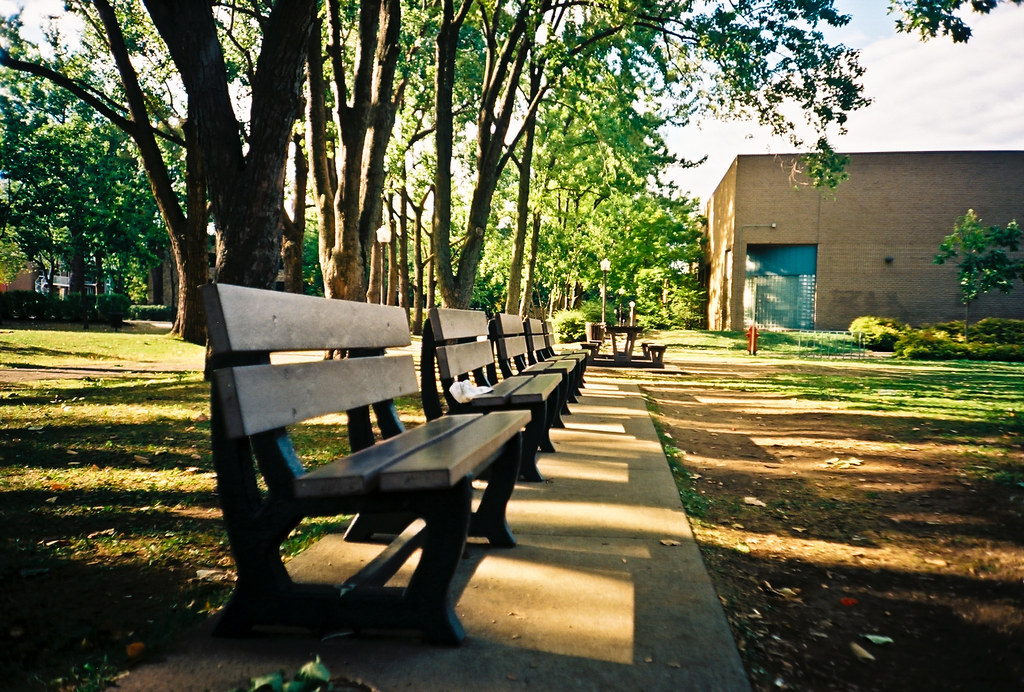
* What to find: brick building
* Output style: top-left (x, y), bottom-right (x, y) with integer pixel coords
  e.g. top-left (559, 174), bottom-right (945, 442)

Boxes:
top-left (704, 151), bottom-right (1024, 331)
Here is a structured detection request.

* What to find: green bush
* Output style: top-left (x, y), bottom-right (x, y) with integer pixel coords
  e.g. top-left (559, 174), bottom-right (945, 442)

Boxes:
top-left (96, 293), bottom-right (131, 320)
top-left (130, 304), bottom-right (174, 321)
top-left (849, 316), bottom-right (908, 351)
top-left (0, 291), bottom-right (105, 321)
top-left (970, 318), bottom-right (1024, 344)
top-left (3, 290), bottom-right (47, 319)
top-left (894, 325), bottom-right (1024, 362)
top-left (551, 309), bottom-right (587, 342)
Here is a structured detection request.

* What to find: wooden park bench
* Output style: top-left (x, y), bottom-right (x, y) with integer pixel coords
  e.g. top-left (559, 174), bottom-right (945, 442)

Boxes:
top-left (420, 307), bottom-right (562, 482)
top-left (523, 318), bottom-right (587, 395)
top-left (490, 313), bottom-right (575, 415)
top-left (202, 284), bottom-right (529, 645)
top-left (641, 341), bottom-right (668, 367)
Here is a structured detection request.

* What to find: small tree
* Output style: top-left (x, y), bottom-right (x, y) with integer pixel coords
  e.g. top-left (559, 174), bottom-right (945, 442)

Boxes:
top-left (934, 209), bottom-right (1023, 339)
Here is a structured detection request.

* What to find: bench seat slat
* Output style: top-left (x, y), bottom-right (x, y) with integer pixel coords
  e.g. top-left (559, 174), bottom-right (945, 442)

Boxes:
top-left (204, 283), bottom-right (411, 354)
top-left (379, 410), bottom-right (530, 491)
top-left (215, 355), bottom-right (417, 439)
top-left (470, 372), bottom-right (560, 406)
top-left (293, 414), bottom-right (480, 498)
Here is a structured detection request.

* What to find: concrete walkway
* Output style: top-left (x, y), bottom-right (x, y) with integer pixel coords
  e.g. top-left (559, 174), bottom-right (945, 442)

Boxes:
top-left (110, 374), bottom-right (749, 692)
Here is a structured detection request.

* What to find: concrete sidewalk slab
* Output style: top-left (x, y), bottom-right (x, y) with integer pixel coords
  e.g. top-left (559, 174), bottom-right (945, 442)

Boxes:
top-left (110, 375), bottom-right (749, 692)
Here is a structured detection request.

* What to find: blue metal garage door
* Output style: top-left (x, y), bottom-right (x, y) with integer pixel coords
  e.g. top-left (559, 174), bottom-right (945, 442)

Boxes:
top-left (744, 245), bottom-right (817, 330)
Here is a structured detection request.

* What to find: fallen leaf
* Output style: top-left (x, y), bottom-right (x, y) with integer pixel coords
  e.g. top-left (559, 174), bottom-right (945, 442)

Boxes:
top-left (850, 642), bottom-right (875, 661)
top-left (125, 641), bottom-right (146, 660)
top-left (791, 527), bottom-right (807, 533)
top-left (862, 634), bottom-right (894, 645)
top-left (821, 457), bottom-right (863, 469)
top-left (660, 539), bottom-right (682, 546)
top-left (924, 558), bottom-right (947, 567)
top-left (840, 597), bottom-right (858, 607)
top-left (743, 496), bottom-right (767, 507)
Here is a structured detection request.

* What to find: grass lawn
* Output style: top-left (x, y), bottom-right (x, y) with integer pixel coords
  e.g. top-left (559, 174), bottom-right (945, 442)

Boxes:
top-left (1, 323), bottom-right (1021, 690)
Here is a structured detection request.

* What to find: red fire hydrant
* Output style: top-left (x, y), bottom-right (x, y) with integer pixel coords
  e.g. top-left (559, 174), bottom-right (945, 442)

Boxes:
top-left (745, 324), bottom-right (759, 355)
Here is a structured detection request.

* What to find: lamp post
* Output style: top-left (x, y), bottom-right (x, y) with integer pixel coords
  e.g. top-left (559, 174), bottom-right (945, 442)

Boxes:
top-left (600, 258), bottom-right (611, 327)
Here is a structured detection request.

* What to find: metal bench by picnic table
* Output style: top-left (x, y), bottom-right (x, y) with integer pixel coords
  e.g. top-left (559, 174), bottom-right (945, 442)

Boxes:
top-left (420, 307), bottom-right (563, 483)
top-left (202, 284), bottom-right (529, 645)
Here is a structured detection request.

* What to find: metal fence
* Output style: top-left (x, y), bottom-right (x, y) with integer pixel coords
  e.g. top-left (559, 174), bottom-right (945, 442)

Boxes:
top-left (784, 329), bottom-right (869, 359)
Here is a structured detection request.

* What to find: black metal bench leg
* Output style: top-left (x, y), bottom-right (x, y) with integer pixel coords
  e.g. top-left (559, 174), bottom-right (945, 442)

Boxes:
top-left (518, 401), bottom-right (550, 481)
top-left (469, 432), bottom-right (521, 548)
top-left (211, 514), bottom-right (301, 637)
top-left (404, 479), bottom-right (474, 645)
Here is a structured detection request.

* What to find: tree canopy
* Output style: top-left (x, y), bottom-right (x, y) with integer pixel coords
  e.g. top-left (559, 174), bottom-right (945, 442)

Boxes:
top-left (1, 0), bottom-right (1017, 338)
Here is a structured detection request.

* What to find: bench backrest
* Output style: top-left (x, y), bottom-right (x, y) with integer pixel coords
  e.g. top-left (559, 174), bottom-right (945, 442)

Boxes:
top-left (203, 283), bottom-right (416, 464)
top-left (420, 307), bottom-right (497, 419)
top-left (490, 313), bottom-right (531, 378)
top-left (523, 318), bottom-right (547, 364)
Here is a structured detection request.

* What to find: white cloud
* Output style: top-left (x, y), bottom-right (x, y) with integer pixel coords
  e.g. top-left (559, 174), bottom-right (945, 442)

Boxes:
top-left (668, 4), bottom-right (1024, 200)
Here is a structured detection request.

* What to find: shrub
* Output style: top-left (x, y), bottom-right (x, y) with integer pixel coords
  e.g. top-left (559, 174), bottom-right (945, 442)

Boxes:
top-left (849, 316), bottom-right (907, 351)
top-left (95, 293), bottom-right (131, 320)
top-left (893, 329), bottom-right (966, 360)
top-left (894, 326), bottom-right (1024, 362)
top-left (61, 293), bottom-right (96, 321)
top-left (970, 318), bottom-right (1024, 344)
top-left (130, 304), bottom-right (174, 321)
top-left (551, 309), bottom-right (587, 342)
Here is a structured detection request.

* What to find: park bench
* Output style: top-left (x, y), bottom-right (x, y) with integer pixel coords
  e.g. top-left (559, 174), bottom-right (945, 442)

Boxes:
top-left (523, 318), bottom-right (587, 395)
top-left (202, 284), bottom-right (529, 645)
top-left (641, 341), bottom-right (667, 367)
top-left (420, 307), bottom-right (562, 483)
top-left (490, 312), bottom-right (576, 415)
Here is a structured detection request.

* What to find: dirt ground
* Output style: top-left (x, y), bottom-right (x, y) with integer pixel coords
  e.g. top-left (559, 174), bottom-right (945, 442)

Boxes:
top-left (3, 351), bottom-right (1023, 691)
top-left (642, 357), bottom-right (1024, 692)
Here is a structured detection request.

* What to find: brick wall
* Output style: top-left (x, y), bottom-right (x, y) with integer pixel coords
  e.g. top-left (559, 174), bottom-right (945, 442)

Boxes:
top-left (706, 151), bottom-right (1024, 331)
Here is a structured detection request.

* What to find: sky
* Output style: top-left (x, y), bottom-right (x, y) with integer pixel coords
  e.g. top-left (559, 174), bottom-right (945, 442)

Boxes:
top-left (668, 2), bottom-right (1024, 200)
top-left (4, 1), bottom-right (1023, 203)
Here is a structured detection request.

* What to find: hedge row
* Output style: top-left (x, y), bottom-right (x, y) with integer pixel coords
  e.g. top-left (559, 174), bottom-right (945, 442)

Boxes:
top-left (0, 290), bottom-right (130, 322)
top-left (850, 315), bottom-right (1024, 362)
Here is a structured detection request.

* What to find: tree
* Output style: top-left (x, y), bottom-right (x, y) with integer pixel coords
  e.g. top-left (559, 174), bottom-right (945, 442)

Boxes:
top-left (934, 209), bottom-right (1023, 337)
top-left (1, 3), bottom-right (208, 341)
top-left (892, 0), bottom-right (1023, 42)
top-left (306, 0), bottom-right (403, 302)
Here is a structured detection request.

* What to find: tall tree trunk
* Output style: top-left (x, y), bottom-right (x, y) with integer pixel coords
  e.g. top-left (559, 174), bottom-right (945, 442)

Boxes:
top-left (519, 211), bottom-right (541, 317)
top-left (505, 58), bottom-right (542, 316)
top-left (173, 114), bottom-right (210, 345)
top-left (68, 251), bottom-right (86, 295)
top-left (411, 189), bottom-right (425, 334)
top-left (145, 0), bottom-right (317, 291)
top-left (282, 132), bottom-right (308, 293)
top-left (397, 191), bottom-right (409, 312)
top-left (387, 224), bottom-right (399, 306)
top-left (309, 0), bottom-right (401, 301)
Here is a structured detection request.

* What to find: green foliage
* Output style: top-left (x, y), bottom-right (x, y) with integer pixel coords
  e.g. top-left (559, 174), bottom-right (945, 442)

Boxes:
top-left (893, 320), bottom-right (1024, 362)
top-left (891, 0), bottom-right (1019, 43)
top-left (129, 304), bottom-right (174, 321)
top-left (228, 656), bottom-right (336, 692)
top-left (799, 139), bottom-right (851, 191)
top-left (0, 235), bottom-right (26, 284)
top-left (849, 316), bottom-right (908, 351)
top-left (935, 209), bottom-right (1023, 307)
top-left (551, 309), bottom-right (587, 342)
top-left (0, 290), bottom-right (135, 322)
top-left (96, 292), bottom-right (130, 319)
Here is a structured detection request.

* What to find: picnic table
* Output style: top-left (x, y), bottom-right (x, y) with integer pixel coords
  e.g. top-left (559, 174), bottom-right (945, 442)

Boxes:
top-left (606, 325), bottom-right (644, 364)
